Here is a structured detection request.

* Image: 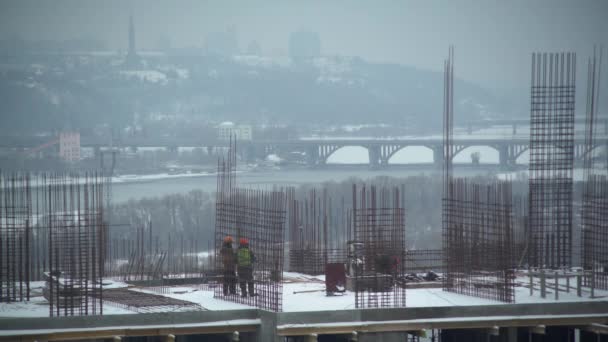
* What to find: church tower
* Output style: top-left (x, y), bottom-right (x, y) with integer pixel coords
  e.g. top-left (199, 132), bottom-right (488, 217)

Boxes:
top-left (125, 14), bottom-right (140, 67)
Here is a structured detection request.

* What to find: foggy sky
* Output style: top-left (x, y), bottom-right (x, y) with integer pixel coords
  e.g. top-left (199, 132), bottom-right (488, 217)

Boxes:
top-left (1, 0), bottom-right (606, 89)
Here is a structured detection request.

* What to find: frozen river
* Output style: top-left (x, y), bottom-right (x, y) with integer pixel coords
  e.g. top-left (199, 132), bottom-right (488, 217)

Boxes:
top-left (111, 167), bottom-right (498, 203)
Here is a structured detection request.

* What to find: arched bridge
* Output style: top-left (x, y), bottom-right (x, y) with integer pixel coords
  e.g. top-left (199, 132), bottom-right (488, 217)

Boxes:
top-left (240, 138), bottom-right (607, 168)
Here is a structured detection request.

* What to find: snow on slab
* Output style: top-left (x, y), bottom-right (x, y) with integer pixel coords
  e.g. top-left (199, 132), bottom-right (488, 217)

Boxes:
top-left (132, 287), bottom-right (254, 311)
top-left (102, 279), bottom-right (130, 289)
top-left (281, 277), bottom-right (608, 312)
top-left (2, 273), bottom-right (607, 317)
top-left (0, 296), bottom-right (50, 318)
top-left (282, 286), bottom-right (499, 312)
top-left (283, 272), bottom-right (325, 282)
top-left (284, 283), bottom-right (355, 312)
top-left (0, 296), bottom-right (135, 317)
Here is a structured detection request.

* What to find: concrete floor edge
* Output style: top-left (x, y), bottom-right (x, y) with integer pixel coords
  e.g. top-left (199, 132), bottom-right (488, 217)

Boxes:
top-left (0, 301), bottom-right (607, 341)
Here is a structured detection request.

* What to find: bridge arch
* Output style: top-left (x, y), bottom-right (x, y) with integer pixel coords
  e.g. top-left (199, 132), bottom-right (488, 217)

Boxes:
top-left (387, 145), bottom-right (434, 164)
top-left (578, 144), bottom-right (605, 160)
top-left (515, 149), bottom-right (530, 165)
top-left (452, 145), bottom-right (500, 164)
top-left (513, 146), bottom-right (529, 164)
top-left (325, 145), bottom-right (370, 164)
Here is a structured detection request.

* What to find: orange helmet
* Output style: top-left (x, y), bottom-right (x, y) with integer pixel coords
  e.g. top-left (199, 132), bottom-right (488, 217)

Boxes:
top-left (239, 238), bottom-right (249, 246)
top-left (224, 236), bottom-right (233, 243)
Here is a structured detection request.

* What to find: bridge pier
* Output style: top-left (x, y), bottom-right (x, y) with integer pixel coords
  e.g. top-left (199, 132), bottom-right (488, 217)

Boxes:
top-left (306, 146), bottom-right (320, 167)
top-left (368, 145), bottom-right (381, 169)
top-left (499, 145), bottom-right (509, 168)
top-left (432, 146), bottom-right (444, 167)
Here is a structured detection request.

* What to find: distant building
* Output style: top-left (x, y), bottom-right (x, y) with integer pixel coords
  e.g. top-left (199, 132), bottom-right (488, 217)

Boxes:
top-left (217, 122), bottom-right (252, 141)
top-left (59, 132), bottom-right (80, 162)
top-left (205, 27), bottom-right (238, 56)
top-left (246, 40), bottom-right (262, 56)
top-left (288, 30), bottom-right (321, 59)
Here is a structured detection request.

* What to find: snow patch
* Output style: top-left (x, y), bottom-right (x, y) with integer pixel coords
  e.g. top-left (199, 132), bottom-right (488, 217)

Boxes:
top-left (120, 70), bottom-right (168, 84)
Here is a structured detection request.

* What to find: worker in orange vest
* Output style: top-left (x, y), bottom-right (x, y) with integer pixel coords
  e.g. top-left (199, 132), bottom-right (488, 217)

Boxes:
top-left (220, 236), bottom-right (237, 296)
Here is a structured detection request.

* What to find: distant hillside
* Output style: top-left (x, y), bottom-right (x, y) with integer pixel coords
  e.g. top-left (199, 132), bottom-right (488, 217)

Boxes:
top-left (0, 54), bottom-right (511, 135)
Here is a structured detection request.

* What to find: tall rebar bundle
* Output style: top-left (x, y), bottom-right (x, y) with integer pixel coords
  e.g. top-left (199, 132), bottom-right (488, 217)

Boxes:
top-left (528, 52), bottom-right (576, 269)
top-left (582, 47), bottom-right (608, 289)
top-left (440, 47), bottom-right (515, 302)
top-left (0, 172), bottom-right (31, 302)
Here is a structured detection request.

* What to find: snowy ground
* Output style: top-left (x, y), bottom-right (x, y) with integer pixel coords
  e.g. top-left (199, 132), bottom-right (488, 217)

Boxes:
top-left (1, 273), bottom-right (606, 317)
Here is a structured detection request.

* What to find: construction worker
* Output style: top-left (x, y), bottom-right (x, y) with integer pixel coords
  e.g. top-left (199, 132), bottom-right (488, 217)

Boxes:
top-left (237, 238), bottom-right (256, 297)
top-left (220, 236), bottom-right (237, 296)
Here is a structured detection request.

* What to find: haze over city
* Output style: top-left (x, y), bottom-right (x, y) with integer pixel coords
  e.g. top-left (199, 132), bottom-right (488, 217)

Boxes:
top-left (2, 0), bottom-right (607, 88)
top-left (0, 1), bottom-right (607, 341)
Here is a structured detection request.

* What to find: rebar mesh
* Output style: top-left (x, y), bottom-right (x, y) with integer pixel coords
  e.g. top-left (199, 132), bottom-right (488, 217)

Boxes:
top-left (0, 173), bottom-right (31, 302)
top-left (528, 52), bottom-right (576, 269)
top-left (352, 184), bottom-right (406, 309)
top-left (288, 188), bottom-right (345, 275)
top-left (213, 136), bottom-right (286, 312)
top-left (443, 179), bottom-right (515, 303)
top-left (581, 48), bottom-right (608, 290)
top-left (404, 249), bottom-right (444, 274)
top-left (582, 176), bottom-right (608, 290)
top-left (44, 173), bottom-right (105, 317)
top-left (214, 188), bottom-right (286, 311)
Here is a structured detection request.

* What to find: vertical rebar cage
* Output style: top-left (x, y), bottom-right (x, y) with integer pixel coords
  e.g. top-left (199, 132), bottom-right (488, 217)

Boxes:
top-left (528, 52), bottom-right (576, 269)
top-left (581, 48), bottom-right (607, 290)
top-left (214, 188), bottom-right (286, 311)
top-left (0, 172), bottom-right (31, 303)
top-left (582, 176), bottom-right (608, 290)
top-left (443, 179), bottom-right (515, 303)
top-left (44, 173), bottom-right (105, 317)
top-left (213, 136), bottom-right (286, 312)
top-left (288, 188), bottom-right (345, 275)
top-left (352, 185), bottom-right (406, 309)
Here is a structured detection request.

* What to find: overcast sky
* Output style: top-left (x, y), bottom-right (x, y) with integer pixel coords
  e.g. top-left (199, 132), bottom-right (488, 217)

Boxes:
top-left (1, 0), bottom-right (606, 89)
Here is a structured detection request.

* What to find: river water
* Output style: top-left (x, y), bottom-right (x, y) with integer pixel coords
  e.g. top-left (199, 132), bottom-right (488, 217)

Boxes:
top-left (112, 125), bottom-right (543, 203)
top-left (111, 167), bottom-right (498, 203)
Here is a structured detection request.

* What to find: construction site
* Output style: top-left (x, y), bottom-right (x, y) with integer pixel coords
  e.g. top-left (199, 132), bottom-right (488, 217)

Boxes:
top-left (0, 48), bottom-right (607, 342)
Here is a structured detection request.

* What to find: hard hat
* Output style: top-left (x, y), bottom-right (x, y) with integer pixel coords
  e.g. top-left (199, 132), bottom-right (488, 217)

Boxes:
top-left (239, 238), bottom-right (249, 246)
top-left (224, 236), bottom-right (233, 243)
